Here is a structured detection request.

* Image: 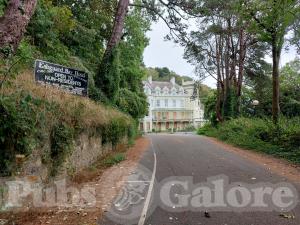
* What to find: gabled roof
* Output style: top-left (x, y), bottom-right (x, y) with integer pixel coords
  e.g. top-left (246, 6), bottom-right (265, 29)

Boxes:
top-left (143, 80), bottom-right (180, 90)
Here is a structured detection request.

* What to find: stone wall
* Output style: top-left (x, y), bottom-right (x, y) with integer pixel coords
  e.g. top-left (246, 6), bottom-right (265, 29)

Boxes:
top-left (20, 133), bottom-right (128, 181)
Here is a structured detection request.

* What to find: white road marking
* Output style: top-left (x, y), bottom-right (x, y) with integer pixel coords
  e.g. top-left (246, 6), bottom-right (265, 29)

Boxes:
top-left (126, 181), bottom-right (151, 183)
top-left (138, 138), bottom-right (157, 225)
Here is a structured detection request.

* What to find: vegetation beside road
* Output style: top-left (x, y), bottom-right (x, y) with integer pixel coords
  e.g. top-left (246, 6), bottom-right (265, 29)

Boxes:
top-left (199, 58), bottom-right (300, 164)
top-left (0, 0), bottom-right (149, 176)
top-left (0, 71), bottom-right (135, 176)
top-left (198, 117), bottom-right (300, 164)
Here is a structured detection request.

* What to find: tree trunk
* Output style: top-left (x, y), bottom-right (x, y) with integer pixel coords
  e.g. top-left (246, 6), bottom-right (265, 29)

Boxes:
top-left (272, 40), bottom-right (281, 124)
top-left (223, 33), bottom-right (231, 119)
top-left (237, 29), bottom-right (246, 113)
top-left (103, 0), bottom-right (129, 59)
top-left (95, 0), bottom-right (129, 90)
top-left (215, 36), bottom-right (223, 122)
top-left (0, 0), bottom-right (37, 57)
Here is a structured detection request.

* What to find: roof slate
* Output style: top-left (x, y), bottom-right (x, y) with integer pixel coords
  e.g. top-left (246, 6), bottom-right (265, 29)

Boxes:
top-left (143, 80), bottom-right (181, 90)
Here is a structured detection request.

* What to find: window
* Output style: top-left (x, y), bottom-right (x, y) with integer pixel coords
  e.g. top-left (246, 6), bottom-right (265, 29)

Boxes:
top-left (163, 87), bottom-right (169, 94)
top-left (171, 87), bottom-right (176, 95)
top-left (180, 100), bottom-right (184, 108)
top-left (172, 99), bottom-right (176, 107)
top-left (179, 87), bottom-right (184, 95)
top-left (165, 99), bottom-right (168, 107)
top-left (156, 100), bottom-right (160, 107)
top-left (155, 87), bottom-right (161, 95)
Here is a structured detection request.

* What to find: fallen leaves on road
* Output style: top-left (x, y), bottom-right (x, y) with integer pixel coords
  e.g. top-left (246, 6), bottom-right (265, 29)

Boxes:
top-left (204, 211), bottom-right (211, 218)
top-left (279, 213), bottom-right (295, 219)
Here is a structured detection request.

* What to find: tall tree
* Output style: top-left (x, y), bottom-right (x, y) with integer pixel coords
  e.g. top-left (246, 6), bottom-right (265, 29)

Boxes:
top-left (104, 0), bottom-right (130, 58)
top-left (242, 0), bottom-right (300, 123)
top-left (95, 0), bottom-right (129, 97)
top-left (0, 0), bottom-right (37, 57)
top-left (183, 0), bottom-right (258, 121)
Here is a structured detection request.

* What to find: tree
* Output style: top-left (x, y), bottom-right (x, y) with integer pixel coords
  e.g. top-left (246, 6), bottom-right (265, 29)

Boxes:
top-left (183, 0), bottom-right (258, 121)
top-left (242, 0), bottom-right (300, 123)
top-left (103, 0), bottom-right (130, 59)
top-left (116, 9), bottom-right (150, 119)
top-left (280, 58), bottom-right (300, 116)
top-left (95, 0), bottom-right (130, 97)
top-left (0, 0), bottom-right (37, 57)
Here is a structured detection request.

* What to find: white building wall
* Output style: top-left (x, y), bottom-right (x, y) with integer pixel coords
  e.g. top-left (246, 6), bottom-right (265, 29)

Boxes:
top-left (140, 76), bottom-right (205, 132)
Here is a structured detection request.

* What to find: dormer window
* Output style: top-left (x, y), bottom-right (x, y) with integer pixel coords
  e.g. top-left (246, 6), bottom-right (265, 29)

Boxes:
top-left (155, 87), bottom-right (161, 95)
top-left (163, 87), bottom-right (169, 95)
top-left (179, 87), bottom-right (184, 95)
top-left (171, 87), bottom-right (177, 95)
top-left (144, 87), bottom-right (151, 95)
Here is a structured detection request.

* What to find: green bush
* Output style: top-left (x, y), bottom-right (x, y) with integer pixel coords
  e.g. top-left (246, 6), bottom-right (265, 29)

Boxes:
top-left (49, 122), bottom-right (74, 176)
top-left (104, 153), bottom-right (126, 166)
top-left (197, 124), bottom-right (213, 135)
top-left (101, 117), bottom-right (131, 147)
top-left (0, 88), bottom-right (135, 176)
top-left (0, 93), bottom-right (44, 176)
top-left (198, 117), bottom-right (300, 164)
top-left (182, 125), bottom-right (196, 132)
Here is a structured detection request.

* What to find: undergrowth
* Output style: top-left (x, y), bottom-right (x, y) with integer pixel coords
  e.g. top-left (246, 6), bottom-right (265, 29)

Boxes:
top-left (198, 117), bottom-right (300, 164)
top-left (104, 153), bottom-right (126, 166)
top-left (0, 72), bottom-right (136, 176)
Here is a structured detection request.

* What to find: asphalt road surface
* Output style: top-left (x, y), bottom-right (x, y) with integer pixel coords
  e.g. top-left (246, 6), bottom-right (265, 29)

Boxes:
top-left (99, 133), bottom-right (300, 225)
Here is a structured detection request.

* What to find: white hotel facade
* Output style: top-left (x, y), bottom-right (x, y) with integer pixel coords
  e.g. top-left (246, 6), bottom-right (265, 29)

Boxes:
top-left (140, 76), bottom-right (205, 132)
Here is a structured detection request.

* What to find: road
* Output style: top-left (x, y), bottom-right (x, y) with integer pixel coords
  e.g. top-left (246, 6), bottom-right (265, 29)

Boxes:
top-left (99, 133), bottom-right (300, 225)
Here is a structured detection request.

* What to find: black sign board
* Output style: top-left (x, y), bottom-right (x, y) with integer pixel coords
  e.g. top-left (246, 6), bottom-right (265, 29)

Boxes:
top-left (34, 60), bottom-right (88, 97)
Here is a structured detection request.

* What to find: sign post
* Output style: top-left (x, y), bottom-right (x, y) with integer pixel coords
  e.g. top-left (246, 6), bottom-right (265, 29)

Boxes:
top-left (34, 60), bottom-right (89, 97)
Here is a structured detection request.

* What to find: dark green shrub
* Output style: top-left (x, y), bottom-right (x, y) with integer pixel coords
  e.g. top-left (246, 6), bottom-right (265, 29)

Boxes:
top-left (198, 117), bottom-right (300, 164)
top-left (197, 124), bottom-right (214, 135)
top-left (0, 94), bottom-right (43, 176)
top-left (50, 122), bottom-right (74, 176)
top-left (101, 117), bottom-right (133, 148)
top-left (104, 153), bottom-right (126, 166)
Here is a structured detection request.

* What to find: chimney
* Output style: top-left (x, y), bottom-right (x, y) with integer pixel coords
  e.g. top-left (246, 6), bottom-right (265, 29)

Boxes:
top-left (181, 78), bottom-right (185, 85)
top-left (148, 75), bottom-right (152, 84)
top-left (170, 77), bottom-right (175, 85)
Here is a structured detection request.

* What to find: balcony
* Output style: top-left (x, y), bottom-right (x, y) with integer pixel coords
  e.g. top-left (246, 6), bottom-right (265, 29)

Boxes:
top-left (152, 119), bottom-right (192, 122)
top-left (152, 117), bottom-right (193, 122)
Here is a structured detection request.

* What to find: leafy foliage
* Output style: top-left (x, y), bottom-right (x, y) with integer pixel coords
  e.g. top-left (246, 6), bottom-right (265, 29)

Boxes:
top-left (198, 117), bottom-right (300, 164)
top-left (95, 47), bottom-right (121, 103)
top-left (280, 58), bottom-right (300, 117)
top-left (116, 88), bottom-right (148, 119)
top-left (0, 72), bottom-right (135, 176)
top-left (0, 94), bottom-right (42, 175)
top-left (49, 122), bottom-right (74, 176)
top-left (104, 153), bottom-right (126, 166)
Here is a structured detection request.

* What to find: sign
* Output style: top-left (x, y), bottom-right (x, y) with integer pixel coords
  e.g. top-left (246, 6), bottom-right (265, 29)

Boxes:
top-left (34, 60), bottom-right (88, 97)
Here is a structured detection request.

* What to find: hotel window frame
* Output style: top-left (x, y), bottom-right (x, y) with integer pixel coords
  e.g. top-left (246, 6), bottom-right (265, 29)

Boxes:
top-left (172, 99), bottom-right (176, 107)
top-left (156, 99), bottom-right (160, 107)
top-left (180, 99), bottom-right (184, 108)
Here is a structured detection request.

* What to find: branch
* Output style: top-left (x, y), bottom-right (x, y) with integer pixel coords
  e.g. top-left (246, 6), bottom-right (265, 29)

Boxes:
top-left (130, 3), bottom-right (182, 40)
top-left (250, 11), bottom-right (274, 34)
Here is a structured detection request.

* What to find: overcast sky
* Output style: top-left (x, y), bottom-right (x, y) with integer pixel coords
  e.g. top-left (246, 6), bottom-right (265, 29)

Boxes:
top-left (143, 20), bottom-right (298, 88)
